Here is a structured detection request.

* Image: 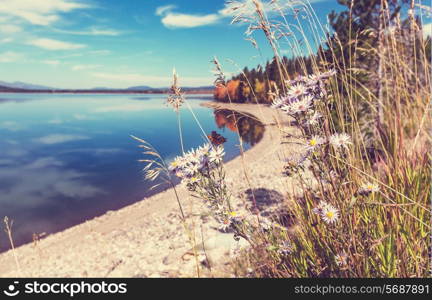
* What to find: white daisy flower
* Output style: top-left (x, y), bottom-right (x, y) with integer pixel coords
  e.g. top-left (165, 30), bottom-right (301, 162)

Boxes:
top-left (288, 83), bottom-right (307, 98)
top-left (168, 159), bottom-right (180, 172)
top-left (312, 200), bottom-right (329, 215)
top-left (329, 133), bottom-right (352, 150)
top-left (359, 182), bottom-right (380, 195)
top-left (321, 204), bottom-right (339, 224)
top-left (307, 111), bottom-right (322, 126)
top-left (271, 97), bottom-right (285, 109)
top-left (209, 146), bottom-right (225, 164)
top-left (335, 252), bottom-right (348, 266)
top-left (188, 176), bottom-right (201, 184)
top-left (305, 135), bottom-right (326, 151)
top-left (198, 143), bottom-right (211, 156)
top-left (305, 74), bottom-right (320, 87)
top-left (278, 240), bottom-right (293, 256)
top-left (282, 95), bottom-right (313, 115)
top-left (218, 218), bottom-right (232, 232)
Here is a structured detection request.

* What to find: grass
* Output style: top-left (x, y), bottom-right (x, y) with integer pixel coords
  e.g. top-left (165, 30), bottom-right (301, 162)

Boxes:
top-left (135, 0), bottom-right (430, 277)
top-left (226, 0), bottom-right (430, 278)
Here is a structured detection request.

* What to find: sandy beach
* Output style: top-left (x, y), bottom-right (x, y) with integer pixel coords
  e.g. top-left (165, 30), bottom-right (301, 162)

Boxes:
top-left (0, 102), bottom-right (298, 278)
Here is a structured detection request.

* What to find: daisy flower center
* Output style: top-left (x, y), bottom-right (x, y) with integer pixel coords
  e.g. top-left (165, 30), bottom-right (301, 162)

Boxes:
top-left (326, 211), bottom-right (334, 218)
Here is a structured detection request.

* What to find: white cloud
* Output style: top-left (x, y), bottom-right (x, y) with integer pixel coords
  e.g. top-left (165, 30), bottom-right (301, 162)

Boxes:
top-left (71, 64), bottom-right (100, 71)
top-left (88, 50), bottom-right (111, 55)
top-left (42, 60), bottom-right (61, 66)
top-left (25, 157), bottom-right (64, 169)
top-left (54, 27), bottom-right (121, 36)
top-left (156, 5), bottom-right (220, 28)
top-left (73, 114), bottom-right (96, 120)
top-left (34, 134), bottom-right (90, 145)
top-left (0, 24), bottom-right (22, 34)
top-left (0, 0), bottom-right (88, 26)
top-left (156, 0), bottom-right (329, 29)
top-left (94, 103), bottom-right (153, 113)
top-left (162, 13), bottom-right (220, 28)
top-left (47, 118), bottom-right (63, 124)
top-left (0, 51), bottom-right (23, 63)
top-left (0, 37), bottom-right (13, 43)
top-left (156, 5), bottom-right (177, 16)
top-left (0, 121), bottom-right (25, 131)
top-left (28, 38), bottom-right (85, 50)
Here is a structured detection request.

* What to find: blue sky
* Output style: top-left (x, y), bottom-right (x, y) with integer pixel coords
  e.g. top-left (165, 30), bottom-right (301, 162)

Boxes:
top-left (0, 0), bottom-right (429, 89)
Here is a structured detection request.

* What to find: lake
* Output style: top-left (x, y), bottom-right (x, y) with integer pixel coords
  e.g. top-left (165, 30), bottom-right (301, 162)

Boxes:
top-left (0, 93), bottom-right (264, 252)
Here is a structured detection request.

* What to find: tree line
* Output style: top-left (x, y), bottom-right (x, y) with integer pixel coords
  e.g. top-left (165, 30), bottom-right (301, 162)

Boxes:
top-left (214, 0), bottom-right (431, 104)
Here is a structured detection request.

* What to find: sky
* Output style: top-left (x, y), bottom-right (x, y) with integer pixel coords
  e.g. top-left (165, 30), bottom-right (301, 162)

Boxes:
top-left (0, 0), bottom-right (430, 89)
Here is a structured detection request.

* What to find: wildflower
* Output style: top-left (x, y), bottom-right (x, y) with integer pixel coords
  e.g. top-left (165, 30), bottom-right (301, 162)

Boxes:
top-left (166, 69), bottom-right (184, 112)
top-left (322, 204), bottom-right (340, 224)
top-left (188, 176), bottom-right (201, 184)
top-left (305, 74), bottom-right (320, 87)
top-left (288, 83), bottom-right (307, 98)
top-left (168, 160), bottom-right (180, 172)
top-left (318, 69), bottom-right (337, 80)
top-left (329, 133), bottom-right (352, 151)
top-left (218, 218), bottom-right (232, 232)
top-left (290, 95), bottom-right (313, 114)
top-left (183, 161), bottom-right (200, 177)
top-left (283, 152), bottom-right (310, 176)
top-left (358, 182), bottom-right (380, 195)
top-left (312, 200), bottom-right (328, 215)
top-left (282, 95), bottom-right (312, 115)
top-left (306, 111), bottom-right (322, 126)
top-left (278, 240), bottom-right (293, 256)
top-left (209, 145), bottom-right (225, 164)
top-left (313, 201), bottom-right (340, 224)
top-left (198, 143), bottom-right (211, 156)
top-left (271, 97), bottom-right (285, 109)
top-left (305, 135), bottom-right (326, 151)
top-left (335, 252), bottom-right (348, 267)
top-left (260, 218), bottom-right (274, 231)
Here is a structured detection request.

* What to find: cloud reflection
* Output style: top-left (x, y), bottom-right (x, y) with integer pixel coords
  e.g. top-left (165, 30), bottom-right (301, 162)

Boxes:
top-left (0, 156), bottom-right (105, 207)
top-left (34, 134), bottom-right (90, 145)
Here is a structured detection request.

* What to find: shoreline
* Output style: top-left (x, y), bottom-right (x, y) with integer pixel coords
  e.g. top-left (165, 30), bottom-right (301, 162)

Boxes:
top-left (0, 91), bottom-right (214, 95)
top-left (0, 101), bottom-right (295, 277)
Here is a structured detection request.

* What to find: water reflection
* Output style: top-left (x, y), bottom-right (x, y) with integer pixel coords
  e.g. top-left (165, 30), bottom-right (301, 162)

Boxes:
top-left (214, 109), bottom-right (264, 146)
top-left (0, 94), bottom-right (265, 253)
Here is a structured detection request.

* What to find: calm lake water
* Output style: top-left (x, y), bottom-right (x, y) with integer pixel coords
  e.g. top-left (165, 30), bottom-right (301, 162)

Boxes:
top-left (0, 93), bottom-right (264, 252)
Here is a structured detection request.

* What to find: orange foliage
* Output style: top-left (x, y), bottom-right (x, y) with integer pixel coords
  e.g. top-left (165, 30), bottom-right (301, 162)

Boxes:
top-left (226, 80), bottom-right (240, 100)
top-left (214, 84), bottom-right (227, 101)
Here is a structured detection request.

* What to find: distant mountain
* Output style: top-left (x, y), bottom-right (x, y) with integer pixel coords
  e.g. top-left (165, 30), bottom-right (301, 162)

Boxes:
top-left (126, 85), bottom-right (214, 91)
top-left (90, 87), bottom-right (113, 90)
top-left (0, 81), bottom-right (214, 93)
top-left (182, 86), bottom-right (214, 91)
top-left (0, 81), bottom-right (55, 90)
top-left (126, 85), bottom-right (158, 91)
top-left (0, 85), bottom-right (17, 91)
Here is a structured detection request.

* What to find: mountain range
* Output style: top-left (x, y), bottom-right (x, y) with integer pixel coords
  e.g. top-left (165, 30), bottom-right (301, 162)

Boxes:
top-left (0, 81), bottom-right (55, 90)
top-left (0, 81), bottom-right (214, 92)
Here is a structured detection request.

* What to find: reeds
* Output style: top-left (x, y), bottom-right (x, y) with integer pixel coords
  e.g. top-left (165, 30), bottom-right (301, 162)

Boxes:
top-left (137, 0), bottom-right (430, 277)
top-left (224, 0), bottom-right (431, 278)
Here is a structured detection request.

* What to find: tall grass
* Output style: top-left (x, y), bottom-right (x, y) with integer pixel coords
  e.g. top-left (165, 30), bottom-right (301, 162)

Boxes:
top-left (137, 0), bottom-right (430, 277)
top-left (224, 0), bottom-right (431, 277)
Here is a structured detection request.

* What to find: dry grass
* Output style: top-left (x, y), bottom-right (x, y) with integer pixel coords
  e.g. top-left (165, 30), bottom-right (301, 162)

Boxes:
top-left (217, 0), bottom-right (431, 278)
